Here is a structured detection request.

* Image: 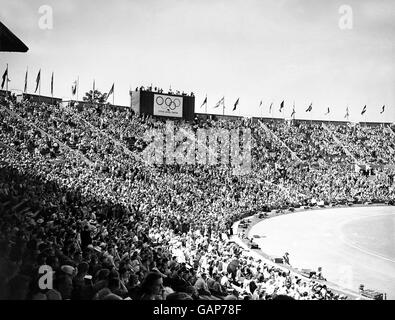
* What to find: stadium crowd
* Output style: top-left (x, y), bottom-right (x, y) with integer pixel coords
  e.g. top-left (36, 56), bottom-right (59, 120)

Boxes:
top-left (0, 95), bottom-right (394, 300)
top-left (135, 85), bottom-right (194, 97)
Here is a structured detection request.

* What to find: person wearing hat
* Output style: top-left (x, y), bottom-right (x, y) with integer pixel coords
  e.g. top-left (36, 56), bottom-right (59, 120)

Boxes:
top-left (56, 265), bottom-right (75, 300)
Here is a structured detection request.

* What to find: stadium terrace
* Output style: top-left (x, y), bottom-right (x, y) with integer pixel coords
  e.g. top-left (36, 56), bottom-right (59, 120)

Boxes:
top-left (0, 90), bottom-right (394, 301)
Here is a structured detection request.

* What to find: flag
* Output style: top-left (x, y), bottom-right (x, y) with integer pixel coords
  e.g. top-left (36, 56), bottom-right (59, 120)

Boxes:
top-left (72, 81), bottom-right (77, 95)
top-left (1, 65), bottom-right (8, 89)
top-left (380, 105), bottom-right (385, 114)
top-left (213, 97), bottom-right (224, 108)
top-left (233, 98), bottom-right (239, 111)
top-left (344, 107), bottom-right (350, 119)
top-left (50, 72), bottom-right (54, 96)
top-left (269, 102), bottom-right (273, 113)
top-left (106, 83), bottom-right (114, 100)
top-left (92, 80), bottom-right (96, 102)
top-left (291, 106), bottom-right (296, 118)
top-left (325, 107), bottom-right (330, 115)
top-left (305, 103), bottom-right (312, 112)
top-left (361, 105), bottom-right (367, 115)
top-left (24, 68), bottom-right (28, 92)
top-left (200, 96), bottom-right (207, 108)
top-left (279, 100), bottom-right (284, 112)
top-left (259, 100), bottom-right (262, 108)
top-left (34, 69), bottom-right (41, 93)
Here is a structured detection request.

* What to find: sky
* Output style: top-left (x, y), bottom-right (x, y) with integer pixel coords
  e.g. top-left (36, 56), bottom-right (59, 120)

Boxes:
top-left (1, 0), bottom-right (394, 123)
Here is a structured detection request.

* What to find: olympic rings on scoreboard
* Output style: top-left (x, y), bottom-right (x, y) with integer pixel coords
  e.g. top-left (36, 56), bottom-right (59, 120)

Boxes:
top-left (155, 96), bottom-right (164, 106)
top-left (156, 95), bottom-right (181, 110)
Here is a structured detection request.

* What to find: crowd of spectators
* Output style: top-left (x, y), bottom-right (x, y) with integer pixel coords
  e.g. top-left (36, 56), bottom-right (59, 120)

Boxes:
top-left (330, 123), bottom-right (395, 165)
top-left (134, 85), bottom-right (194, 97)
top-left (0, 95), bottom-right (394, 300)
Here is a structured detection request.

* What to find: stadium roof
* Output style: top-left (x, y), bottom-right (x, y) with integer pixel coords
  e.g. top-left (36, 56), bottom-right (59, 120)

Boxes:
top-left (0, 21), bottom-right (28, 52)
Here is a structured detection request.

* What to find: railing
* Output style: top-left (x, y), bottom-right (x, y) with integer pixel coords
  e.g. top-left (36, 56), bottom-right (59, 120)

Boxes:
top-left (321, 123), bottom-right (361, 165)
top-left (258, 120), bottom-right (303, 162)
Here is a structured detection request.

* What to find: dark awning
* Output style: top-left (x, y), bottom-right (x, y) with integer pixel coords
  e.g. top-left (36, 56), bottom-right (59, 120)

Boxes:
top-left (0, 21), bottom-right (29, 52)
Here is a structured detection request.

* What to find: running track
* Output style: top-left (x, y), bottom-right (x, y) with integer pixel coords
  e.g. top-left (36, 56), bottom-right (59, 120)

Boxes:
top-left (249, 206), bottom-right (395, 299)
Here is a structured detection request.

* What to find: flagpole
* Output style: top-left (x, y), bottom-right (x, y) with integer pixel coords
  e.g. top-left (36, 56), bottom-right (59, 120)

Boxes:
top-left (223, 97), bottom-right (225, 116)
top-left (271, 103), bottom-right (273, 122)
top-left (77, 76), bottom-right (79, 101)
top-left (51, 72), bottom-right (54, 99)
top-left (39, 70), bottom-right (41, 104)
top-left (292, 101), bottom-right (295, 123)
top-left (24, 66), bottom-right (28, 94)
top-left (284, 99), bottom-right (287, 122)
top-left (5, 64), bottom-right (8, 94)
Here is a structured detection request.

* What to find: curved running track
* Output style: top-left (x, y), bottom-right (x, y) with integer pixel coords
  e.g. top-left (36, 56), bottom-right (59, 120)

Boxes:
top-left (249, 206), bottom-right (395, 299)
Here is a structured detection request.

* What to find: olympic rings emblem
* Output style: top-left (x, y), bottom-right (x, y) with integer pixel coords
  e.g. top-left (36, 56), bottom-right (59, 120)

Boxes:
top-left (156, 95), bottom-right (181, 110)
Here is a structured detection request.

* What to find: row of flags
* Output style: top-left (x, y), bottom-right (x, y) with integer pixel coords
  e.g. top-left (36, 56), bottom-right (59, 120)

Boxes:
top-left (0, 65), bottom-right (389, 114)
top-left (200, 96), bottom-right (387, 117)
top-left (71, 79), bottom-right (115, 102)
top-left (1, 66), bottom-right (45, 94)
top-left (1, 66), bottom-right (115, 103)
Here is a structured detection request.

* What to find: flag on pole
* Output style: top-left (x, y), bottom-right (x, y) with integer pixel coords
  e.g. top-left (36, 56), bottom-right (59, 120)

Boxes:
top-left (233, 98), bottom-right (239, 111)
top-left (380, 105), bottom-right (385, 114)
top-left (361, 105), bottom-right (367, 115)
top-left (200, 96), bottom-right (207, 108)
top-left (213, 97), bottom-right (224, 108)
top-left (72, 81), bottom-right (77, 95)
top-left (325, 107), bottom-right (330, 115)
top-left (1, 65), bottom-right (8, 89)
top-left (305, 103), bottom-right (313, 112)
top-left (24, 68), bottom-right (28, 92)
top-left (291, 105), bottom-right (296, 118)
top-left (259, 100), bottom-right (262, 108)
top-left (344, 106), bottom-right (350, 119)
top-left (50, 72), bottom-right (54, 96)
top-left (92, 80), bottom-right (96, 102)
top-left (34, 69), bottom-right (41, 93)
top-left (106, 83), bottom-right (114, 100)
top-left (279, 100), bottom-right (284, 112)
top-left (269, 102), bottom-right (273, 113)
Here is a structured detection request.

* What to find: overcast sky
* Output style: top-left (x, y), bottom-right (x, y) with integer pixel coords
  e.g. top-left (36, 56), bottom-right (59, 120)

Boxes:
top-left (1, 0), bottom-right (394, 122)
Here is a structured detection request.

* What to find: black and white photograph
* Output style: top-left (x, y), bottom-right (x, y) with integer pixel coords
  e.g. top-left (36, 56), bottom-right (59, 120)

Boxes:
top-left (0, 0), bottom-right (394, 314)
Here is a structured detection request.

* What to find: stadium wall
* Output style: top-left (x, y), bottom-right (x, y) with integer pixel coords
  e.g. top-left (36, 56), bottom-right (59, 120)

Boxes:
top-left (195, 112), bottom-right (394, 127)
top-left (16, 93), bottom-right (62, 105)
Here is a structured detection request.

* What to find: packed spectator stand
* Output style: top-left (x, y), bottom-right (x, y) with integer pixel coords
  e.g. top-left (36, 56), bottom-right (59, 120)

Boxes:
top-left (0, 93), bottom-right (394, 300)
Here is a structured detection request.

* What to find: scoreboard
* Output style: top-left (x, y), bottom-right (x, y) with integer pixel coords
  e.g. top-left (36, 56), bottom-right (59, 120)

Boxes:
top-left (130, 90), bottom-right (195, 121)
